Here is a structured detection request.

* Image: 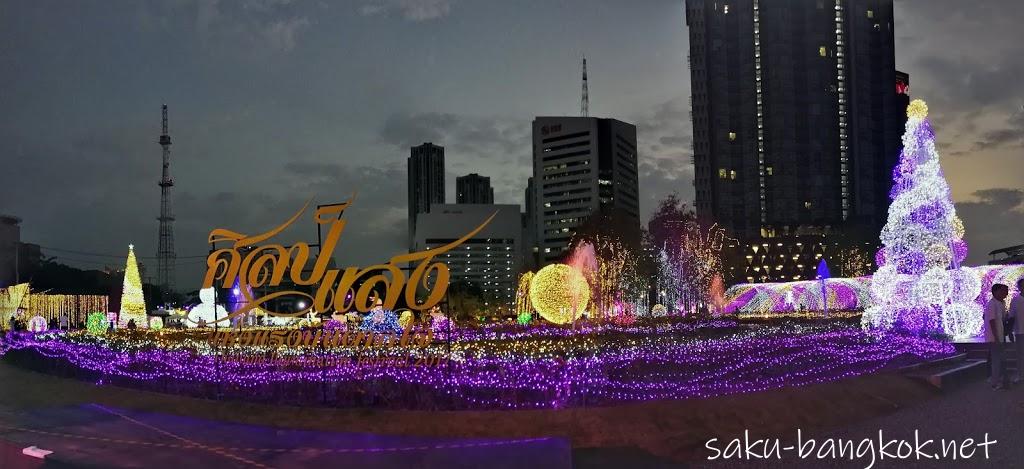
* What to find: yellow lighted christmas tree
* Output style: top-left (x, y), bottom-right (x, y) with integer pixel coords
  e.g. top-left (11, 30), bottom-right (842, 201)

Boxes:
top-left (118, 244), bottom-right (147, 326)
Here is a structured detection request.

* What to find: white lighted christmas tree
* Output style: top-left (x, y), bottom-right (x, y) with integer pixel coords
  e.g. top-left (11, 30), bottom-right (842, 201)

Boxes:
top-left (863, 99), bottom-right (982, 338)
top-left (118, 244), bottom-right (148, 327)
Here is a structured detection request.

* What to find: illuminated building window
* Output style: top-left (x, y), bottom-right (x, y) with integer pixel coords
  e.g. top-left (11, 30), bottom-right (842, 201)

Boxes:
top-left (766, 166), bottom-right (773, 175)
top-left (804, 201), bottom-right (812, 209)
top-left (718, 168), bottom-right (727, 179)
top-left (867, 9), bottom-right (873, 18)
top-left (728, 131), bottom-right (737, 141)
top-left (723, 4), bottom-right (729, 14)
top-left (729, 170), bottom-right (737, 180)
top-left (819, 46), bottom-right (827, 57)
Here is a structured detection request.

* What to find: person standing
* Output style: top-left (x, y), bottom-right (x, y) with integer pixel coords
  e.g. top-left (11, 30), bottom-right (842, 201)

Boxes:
top-left (1010, 278), bottom-right (1024, 384)
top-left (985, 283), bottom-right (1009, 390)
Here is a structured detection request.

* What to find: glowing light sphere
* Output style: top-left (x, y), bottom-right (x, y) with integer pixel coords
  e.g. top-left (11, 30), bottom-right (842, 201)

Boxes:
top-left (870, 265), bottom-right (900, 301)
top-left (516, 311), bottom-right (532, 325)
top-left (398, 310), bottom-right (414, 330)
top-left (861, 305), bottom-right (895, 332)
top-left (914, 267), bottom-right (953, 306)
top-left (27, 315), bottom-right (47, 333)
top-left (361, 309), bottom-right (400, 333)
top-left (941, 303), bottom-right (983, 339)
top-left (924, 243), bottom-right (952, 268)
top-left (650, 304), bottom-right (667, 317)
top-left (950, 268), bottom-right (982, 303)
top-left (86, 312), bottom-right (107, 335)
top-left (874, 248), bottom-right (887, 267)
top-left (951, 216), bottom-right (965, 240)
top-left (907, 99), bottom-right (928, 119)
top-left (148, 317), bottom-right (163, 330)
top-left (529, 263), bottom-right (590, 324)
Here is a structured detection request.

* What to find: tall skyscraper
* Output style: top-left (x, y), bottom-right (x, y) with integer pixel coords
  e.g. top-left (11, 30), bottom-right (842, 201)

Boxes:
top-left (407, 142), bottom-right (445, 249)
top-left (456, 173), bottom-right (494, 204)
top-left (532, 117), bottom-right (640, 265)
top-left (685, 0), bottom-right (905, 282)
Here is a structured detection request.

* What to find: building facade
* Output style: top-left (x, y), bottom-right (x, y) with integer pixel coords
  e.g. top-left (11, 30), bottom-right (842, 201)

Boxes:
top-left (413, 204), bottom-right (522, 307)
top-left (685, 0), bottom-right (906, 282)
top-left (531, 117), bottom-right (640, 265)
top-left (456, 173), bottom-right (494, 204)
top-left (0, 215), bottom-right (21, 288)
top-left (407, 142), bottom-right (445, 249)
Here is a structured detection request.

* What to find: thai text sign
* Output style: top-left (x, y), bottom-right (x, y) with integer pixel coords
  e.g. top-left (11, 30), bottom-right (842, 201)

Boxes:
top-left (202, 196), bottom-right (493, 324)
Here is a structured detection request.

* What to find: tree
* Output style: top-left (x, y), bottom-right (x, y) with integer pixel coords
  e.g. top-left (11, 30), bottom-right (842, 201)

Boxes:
top-left (863, 100), bottom-right (982, 338)
top-left (118, 244), bottom-right (147, 326)
top-left (447, 281), bottom-right (484, 321)
top-left (646, 193), bottom-right (695, 256)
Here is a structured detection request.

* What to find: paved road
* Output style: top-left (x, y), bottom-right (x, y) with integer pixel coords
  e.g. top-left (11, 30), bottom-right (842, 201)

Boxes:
top-left (691, 380), bottom-right (1024, 469)
top-left (0, 404), bottom-right (572, 469)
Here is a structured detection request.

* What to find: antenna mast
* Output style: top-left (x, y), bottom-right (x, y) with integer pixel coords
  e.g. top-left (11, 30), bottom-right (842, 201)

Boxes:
top-left (157, 104), bottom-right (176, 295)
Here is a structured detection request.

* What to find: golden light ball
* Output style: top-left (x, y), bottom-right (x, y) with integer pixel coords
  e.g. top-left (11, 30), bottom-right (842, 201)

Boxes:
top-left (951, 216), bottom-right (965, 240)
top-left (906, 99), bottom-right (928, 119)
top-left (529, 264), bottom-right (590, 324)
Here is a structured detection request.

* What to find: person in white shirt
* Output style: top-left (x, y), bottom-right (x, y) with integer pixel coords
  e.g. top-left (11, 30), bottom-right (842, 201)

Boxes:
top-left (1009, 278), bottom-right (1024, 384)
top-left (985, 283), bottom-right (1009, 390)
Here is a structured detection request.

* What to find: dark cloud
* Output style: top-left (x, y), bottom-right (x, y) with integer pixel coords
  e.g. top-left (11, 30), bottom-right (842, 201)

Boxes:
top-left (359, 0), bottom-right (454, 22)
top-left (632, 96), bottom-right (694, 218)
top-left (379, 111), bottom-right (531, 205)
top-left (955, 188), bottom-right (1024, 264)
top-left (972, 111), bottom-right (1024, 151)
top-left (2, 0), bottom-right (1022, 295)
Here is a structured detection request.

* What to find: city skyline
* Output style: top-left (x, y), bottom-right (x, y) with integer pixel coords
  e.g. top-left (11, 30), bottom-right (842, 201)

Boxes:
top-left (1, 0), bottom-right (1021, 290)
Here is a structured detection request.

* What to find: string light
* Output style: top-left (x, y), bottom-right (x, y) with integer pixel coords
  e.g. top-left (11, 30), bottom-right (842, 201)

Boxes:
top-left (21, 294), bottom-right (108, 324)
top-left (86, 312), bottom-right (107, 335)
top-left (398, 310), bottom-right (414, 330)
top-left (529, 264), bottom-right (589, 325)
top-left (868, 99), bottom-right (981, 336)
top-left (0, 322), bottom-right (953, 410)
top-left (118, 244), bottom-right (147, 327)
top-left (28, 315), bottom-right (47, 332)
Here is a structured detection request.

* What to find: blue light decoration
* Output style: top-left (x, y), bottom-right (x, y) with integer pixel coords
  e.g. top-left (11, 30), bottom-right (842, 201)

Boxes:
top-left (817, 259), bottom-right (831, 316)
top-left (360, 308), bottom-right (401, 334)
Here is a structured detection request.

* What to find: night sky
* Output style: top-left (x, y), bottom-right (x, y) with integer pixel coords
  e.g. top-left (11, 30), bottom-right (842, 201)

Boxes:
top-left (1, 0), bottom-right (1021, 289)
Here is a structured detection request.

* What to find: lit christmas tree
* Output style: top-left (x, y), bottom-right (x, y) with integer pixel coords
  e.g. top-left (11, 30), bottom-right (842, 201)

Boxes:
top-left (118, 244), bottom-right (148, 327)
top-left (863, 100), bottom-right (982, 338)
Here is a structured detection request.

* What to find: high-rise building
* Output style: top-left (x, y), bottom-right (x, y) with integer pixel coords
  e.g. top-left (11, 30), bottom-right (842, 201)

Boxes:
top-left (0, 215), bottom-right (21, 288)
top-left (522, 177), bottom-right (538, 271)
top-left (685, 0), bottom-right (906, 282)
top-left (531, 117), bottom-right (640, 265)
top-left (413, 204), bottom-right (521, 307)
top-left (456, 173), bottom-right (494, 204)
top-left (407, 142), bottom-right (445, 249)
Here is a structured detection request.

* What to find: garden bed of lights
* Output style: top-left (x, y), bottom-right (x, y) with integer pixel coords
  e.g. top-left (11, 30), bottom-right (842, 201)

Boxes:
top-left (0, 319), bottom-right (953, 410)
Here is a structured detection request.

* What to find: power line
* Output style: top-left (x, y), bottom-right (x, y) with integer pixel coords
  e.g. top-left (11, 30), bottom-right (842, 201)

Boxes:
top-left (46, 256), bottom-right (208, 267)
top-left (36, 245), bottom-right (208, 260)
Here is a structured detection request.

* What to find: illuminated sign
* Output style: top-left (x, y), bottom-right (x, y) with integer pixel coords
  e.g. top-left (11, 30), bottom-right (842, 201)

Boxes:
top-left (202, 196), bottom-right (493, 324)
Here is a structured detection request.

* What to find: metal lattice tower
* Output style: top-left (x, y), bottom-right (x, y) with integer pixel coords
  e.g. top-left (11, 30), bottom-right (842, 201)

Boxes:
top-left (580, 53), bottom-right (589, 117)
top-left (156, 104), bottom-right (176, 294)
